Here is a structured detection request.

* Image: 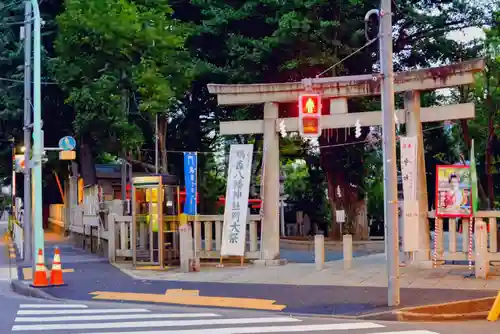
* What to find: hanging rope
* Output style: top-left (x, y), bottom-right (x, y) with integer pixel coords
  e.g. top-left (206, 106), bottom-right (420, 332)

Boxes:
top-left (468, 219), bottom-right (474, 271)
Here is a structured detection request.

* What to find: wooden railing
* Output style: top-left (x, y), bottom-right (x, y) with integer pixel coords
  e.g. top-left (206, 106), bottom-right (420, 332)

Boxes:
top-left (107, 214), bottom-right (262, 262)
top-left (429, 210), bottom-right (500, 262)
top-left (49, 202), bottom-right (500, 264)
top-left (48, 204), bottom-right (65, 228)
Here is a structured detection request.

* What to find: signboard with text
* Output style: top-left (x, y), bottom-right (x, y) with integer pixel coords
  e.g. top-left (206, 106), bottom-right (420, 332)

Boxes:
top-left (435, 165), bottom-right (472, 218)
top-left (183, 152), bottom-right (197, 215)
top-left (220, 144), bottom-right (253, 257)
top-left (400, 136), bottom-right (419, 252)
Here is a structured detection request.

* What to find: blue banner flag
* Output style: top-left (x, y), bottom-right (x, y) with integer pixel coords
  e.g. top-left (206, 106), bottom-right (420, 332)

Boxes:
top-left (183, 152), bottom-right (197, 215)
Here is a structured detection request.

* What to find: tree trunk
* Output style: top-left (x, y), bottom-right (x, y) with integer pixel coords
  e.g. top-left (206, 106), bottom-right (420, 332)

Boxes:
top-left (325, 170), bottom-right (340, 240)
top-left (344, 186), bottom-right (369, 241)
top-left (79, 138), bottom-right (97, 187)
top-left (158, 115), bottom-right (168, 174)
top-left (486, 96), bottom-right (495, 208)
top-left (460, 119), bottom-right (489, 207)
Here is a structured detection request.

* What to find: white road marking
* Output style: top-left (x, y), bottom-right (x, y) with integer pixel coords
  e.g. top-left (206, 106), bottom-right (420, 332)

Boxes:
top-left (82, 322), bottom-right (386, 334)
top-left (12, 316), bottom-right (301, 331)
top-left (19, 304), bottom-right (88, 309)
top-left (15, 312), bottom-right (221, 322)
top-left (370, 331), bottom-right (440, 334)
top-left (17, 308), bottom-right (151, 315)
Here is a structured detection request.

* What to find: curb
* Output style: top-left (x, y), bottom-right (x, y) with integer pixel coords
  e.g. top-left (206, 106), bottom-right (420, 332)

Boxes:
top-left (6, 234), bottom-right (61, 302)
top-left (394, 296), bottom-right (495, 321)
top-left (10, 279), bottom-right (61, 301)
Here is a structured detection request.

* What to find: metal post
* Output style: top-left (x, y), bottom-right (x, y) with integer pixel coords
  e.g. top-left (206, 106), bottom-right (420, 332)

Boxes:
top-left (11, 141), bottom-right (16, 222)
top-left (155, 114), bottom-right (159, 174)
top-left (30, 0), bottom-right (43, 263)
top-left (23, 0), bottom-right (33, 265)
top-left (379, 0), bottom-right (400, 306)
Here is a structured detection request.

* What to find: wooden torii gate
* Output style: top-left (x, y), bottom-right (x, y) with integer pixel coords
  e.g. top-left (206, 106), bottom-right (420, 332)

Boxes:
top-left (207, 59), bottom-right (485, 264)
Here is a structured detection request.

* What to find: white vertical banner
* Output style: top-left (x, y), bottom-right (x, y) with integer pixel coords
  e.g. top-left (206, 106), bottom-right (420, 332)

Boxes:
top-left (221, 144), bottom-right (254, 257)
top-left (400, 136), bottom-right (419, 252)
top-left (400, 137), bottom-right (417, 200)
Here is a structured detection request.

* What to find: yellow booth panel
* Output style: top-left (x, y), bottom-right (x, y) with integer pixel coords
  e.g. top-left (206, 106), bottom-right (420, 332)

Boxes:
top-left (146, 188), bottom-right (158, 203)
top-left (150, 202), bottom-right (159, 232)
top-left (150, 214), bottom-right (159, 232)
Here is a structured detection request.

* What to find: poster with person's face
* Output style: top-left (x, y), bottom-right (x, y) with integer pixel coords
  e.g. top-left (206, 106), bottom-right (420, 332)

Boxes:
top-left (436, 165), bottom-right (472, 218)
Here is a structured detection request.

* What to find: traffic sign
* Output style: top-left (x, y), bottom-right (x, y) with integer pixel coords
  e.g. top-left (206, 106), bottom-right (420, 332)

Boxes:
top-left (59, 150), bottom-right (76, 160)
top-left (59, 136), bottom-right (76, 151)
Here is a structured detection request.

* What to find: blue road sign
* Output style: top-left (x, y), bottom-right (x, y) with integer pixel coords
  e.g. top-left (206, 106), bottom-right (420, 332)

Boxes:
top-left (58, 136), bottom-right (76, 151)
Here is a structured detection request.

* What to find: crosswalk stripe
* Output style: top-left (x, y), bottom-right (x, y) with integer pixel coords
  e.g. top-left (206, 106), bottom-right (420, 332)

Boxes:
top-left (370, 331), bottom-right (440, 334)
top-left (15, 313), bottom-right (221, 322)
top-left (19, 304), bottom-right (88, 309)
top-left (83, 322), bottom-right (386, 334)
top-left (17, 308), bottom-right (151, 315)
top-left (11, 316), bottom-right (301, 331)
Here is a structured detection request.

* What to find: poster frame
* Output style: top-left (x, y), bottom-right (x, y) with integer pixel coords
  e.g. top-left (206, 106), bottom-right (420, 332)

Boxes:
top-left (435, 164), bottom-right (473, 219)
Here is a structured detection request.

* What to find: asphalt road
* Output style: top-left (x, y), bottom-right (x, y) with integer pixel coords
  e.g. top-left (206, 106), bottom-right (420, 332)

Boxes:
top-left (1, 239), bottom-right (499, 334)
top-left (0, 292), bottom-right (499, 334)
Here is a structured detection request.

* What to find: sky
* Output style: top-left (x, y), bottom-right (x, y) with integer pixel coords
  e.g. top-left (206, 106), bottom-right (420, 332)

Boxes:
top-left (447, 26), bottom-right (486, 43)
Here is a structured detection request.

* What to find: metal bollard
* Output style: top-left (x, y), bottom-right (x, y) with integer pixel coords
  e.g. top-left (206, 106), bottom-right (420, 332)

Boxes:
top-left (343, 234), bottom-right (353, 269)
top-left (314, 234), bottom-right (324, 270)
top-left (475, 219), bottom-right (489, 279)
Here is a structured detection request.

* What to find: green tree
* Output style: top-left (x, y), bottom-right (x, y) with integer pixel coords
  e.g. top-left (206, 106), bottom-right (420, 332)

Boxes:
top-left (171, 0), bottom-right (488, 238)
top-left (0, 0), bottom-right (25, 180)
top-left (53, 0), bottom-right (192, 184)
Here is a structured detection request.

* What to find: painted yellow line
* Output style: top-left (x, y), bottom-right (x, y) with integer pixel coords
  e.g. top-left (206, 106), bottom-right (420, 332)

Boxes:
top-left (90, 289), bottom-right (286, 311)
top-left (488, 292), bottom-right (500, 321)
top-left (22, 267), bottom-right (75, 280)
top-left (134, 265), bottom-right (171, 271)
top-left (166, 289), bottom-right (200, 296)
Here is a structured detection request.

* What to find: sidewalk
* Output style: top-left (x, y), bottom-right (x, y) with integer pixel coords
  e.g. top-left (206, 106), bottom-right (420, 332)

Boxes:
top-left (11, 238), bottom-right (500, 316)
top-left (1, 228), bottom-right (18, 283)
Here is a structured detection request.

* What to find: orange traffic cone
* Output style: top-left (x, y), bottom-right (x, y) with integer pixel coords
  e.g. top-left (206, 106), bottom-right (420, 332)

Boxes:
top-left (50, 247), bottom-right (66, 286)
top-left (31, 249), bottom-right (49, 288)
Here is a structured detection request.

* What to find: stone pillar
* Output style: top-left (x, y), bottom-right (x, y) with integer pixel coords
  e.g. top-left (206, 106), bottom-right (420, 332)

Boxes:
top-left (404, 91), bottom-right (430, 262)
top-left (475, 218), bottom-right (489, 279)
top-left (179, 214), bottom-right (194, 273)
top-left (315, 234), bottom-right (325, 270)
top-left (261, 102), bottom-right (280, 260)
top-left (343, 234), bottom-right (353, 269)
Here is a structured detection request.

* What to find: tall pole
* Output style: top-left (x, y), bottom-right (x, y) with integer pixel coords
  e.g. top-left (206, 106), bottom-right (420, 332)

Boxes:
top-left (11, 140), bottom-right (16, 222)
top-left (23, 0), bottom-right (33, 265)
top-left (155, 114), bottom-right (159, 174)
top-left (379, 0), bottom-right (400, 306)
top-left (30, 0), bottom-right (43, 263)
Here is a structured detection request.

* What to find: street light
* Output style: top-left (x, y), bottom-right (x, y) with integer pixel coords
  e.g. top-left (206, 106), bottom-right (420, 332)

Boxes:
top-left (20, 146), bottom-right (26, 153)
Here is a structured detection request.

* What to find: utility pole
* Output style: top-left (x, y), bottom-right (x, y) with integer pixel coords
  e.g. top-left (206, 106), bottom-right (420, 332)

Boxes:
top-left (379, 0), bottom-right (400, 306)
top-left (30, 0), bottom-right (43, 263)
top-left (23, 0), bottom-right (33, 265)
top-left (155, 114), bottom-right (159, 174)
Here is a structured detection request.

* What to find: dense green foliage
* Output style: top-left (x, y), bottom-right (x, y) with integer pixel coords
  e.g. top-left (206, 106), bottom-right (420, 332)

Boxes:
top-left (0, 0), bottom-right (497, 237)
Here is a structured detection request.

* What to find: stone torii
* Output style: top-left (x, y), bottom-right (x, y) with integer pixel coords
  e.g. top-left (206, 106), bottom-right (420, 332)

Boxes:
top-left (207, 59), bottom-right (485, 264)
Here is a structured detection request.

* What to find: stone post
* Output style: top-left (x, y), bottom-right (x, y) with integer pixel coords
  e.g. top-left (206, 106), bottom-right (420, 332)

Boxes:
top-left (315, 234), bottom-right (324, 270)
top-left (475, 218), bottom-right (489, 279)
top-left (343, 234), bottom-right (353, 269)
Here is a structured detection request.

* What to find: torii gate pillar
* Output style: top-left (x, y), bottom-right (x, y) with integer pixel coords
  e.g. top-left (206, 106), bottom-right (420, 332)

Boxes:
top-left (405, 91), bottom-right (430, 261)
top-left (261, 102), bottom-right (281, 260)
